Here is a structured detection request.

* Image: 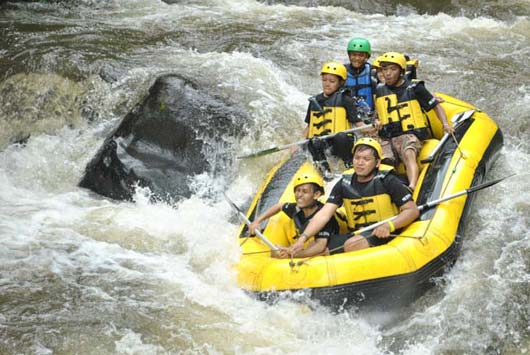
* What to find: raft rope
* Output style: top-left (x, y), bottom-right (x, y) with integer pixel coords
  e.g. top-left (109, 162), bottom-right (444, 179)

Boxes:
top-left (244, 233), bottom-right (423, 258)
top-left (292, 244), bottom-right (349, 268)
top-left (242, 250), bottom-right (273, 256)
top-left (239, 234), bottom-right (251, 247)
top-left (390, 233), bottom-right (425, 245)
top-left (415, 138), bottom-right (466, 243)
top-left (450, 131), bottom-right (467, 159)
top-left (291, 232), bottom-right (429, 268)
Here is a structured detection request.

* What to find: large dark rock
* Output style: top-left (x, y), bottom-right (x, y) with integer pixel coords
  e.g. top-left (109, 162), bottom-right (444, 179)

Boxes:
top-left (79, 74), bottom-right (246, 202)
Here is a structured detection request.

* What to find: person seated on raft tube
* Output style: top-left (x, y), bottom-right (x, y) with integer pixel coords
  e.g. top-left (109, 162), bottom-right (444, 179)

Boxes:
top-left (303, 61), bottom-right (373, 176)
top-left (372, 54), bottom-right (419, 85)
top-left (287, 138), bottom-right (419, 256)
top-left (374, 52), bottom-right (454, 191)
top-left (248, 172), bottom-right (340, 258)
top-left (344, 37), bottom-right (377, 113)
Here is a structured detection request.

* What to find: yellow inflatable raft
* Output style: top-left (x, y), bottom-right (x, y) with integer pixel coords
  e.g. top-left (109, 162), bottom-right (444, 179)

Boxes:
top-left (235, 94), bottom-right (503, 308)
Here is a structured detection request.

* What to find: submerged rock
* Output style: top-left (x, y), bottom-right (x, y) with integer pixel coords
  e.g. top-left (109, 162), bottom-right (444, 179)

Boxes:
top-left (79, 74), bottom-right (246, 202)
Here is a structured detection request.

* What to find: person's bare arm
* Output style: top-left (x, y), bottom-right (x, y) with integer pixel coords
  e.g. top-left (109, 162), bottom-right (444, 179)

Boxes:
top-left (372, 200), bottom-right (419, 238)
top-left (434, 104), bottom-right (454, 134)
top-left (248, 203), bottom-right (282, 235)
top-left (289, 203), bottom-right (338, 255)
top-left (295, 238), bottom-right (327, 258)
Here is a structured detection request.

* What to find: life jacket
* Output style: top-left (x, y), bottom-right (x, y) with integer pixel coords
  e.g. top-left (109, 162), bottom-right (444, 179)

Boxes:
top-left (307, 90), bottom-right (351, 138)
top-left (345, 63), bottom-right (374, 110)
top-left (284, 201), bottom-right (341, 242)
top-left (375, 80), bottom-right (431, 140)
top-left (291, 205), bottom-right (315, 235)
top-left (340, 165), bottom-right (399, 231)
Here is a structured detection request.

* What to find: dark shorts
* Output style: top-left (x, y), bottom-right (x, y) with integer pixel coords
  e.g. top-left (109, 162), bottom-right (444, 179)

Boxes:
top-left (327, 234), bottom-right (349, 255)
top-left (365, 234), bottom-right (394, 247)
top-left (327, 231), bottom-right (394, 254)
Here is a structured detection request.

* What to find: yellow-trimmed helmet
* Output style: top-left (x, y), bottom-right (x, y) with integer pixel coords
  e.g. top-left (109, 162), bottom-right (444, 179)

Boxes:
top-left (380, 52), bottom-right (407, 70)
top-left (353, 137), bottom-right (383, 159)
top-left (293, 172), bottom-right (324, 193)
top-left (320, 62), bottom-right (347, 81)
top-left (372, 55), bottom-right (384, 69)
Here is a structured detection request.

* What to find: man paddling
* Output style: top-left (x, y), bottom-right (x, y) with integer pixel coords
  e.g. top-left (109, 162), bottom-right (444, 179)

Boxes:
top-left (248, 171), bottom-right (340, 258)
top-left (289, 138), bottom-right (419, 255)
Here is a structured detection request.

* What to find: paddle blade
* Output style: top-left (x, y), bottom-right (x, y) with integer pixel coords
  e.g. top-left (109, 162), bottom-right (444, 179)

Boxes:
top-left (236, 146), bottom-right (280, 159)
top-left (223, 192), bottom-right (241, 213)
top-left (467, 174), bottom-right (514, 194)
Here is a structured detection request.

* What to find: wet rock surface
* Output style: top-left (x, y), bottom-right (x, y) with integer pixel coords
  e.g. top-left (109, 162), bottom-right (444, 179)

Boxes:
top-left (79, 74), bottom-right (246, 202)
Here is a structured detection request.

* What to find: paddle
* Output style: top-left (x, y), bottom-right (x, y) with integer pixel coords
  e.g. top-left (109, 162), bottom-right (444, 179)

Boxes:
top-left (293, 175), bottom-right (511, 266)
top-left (350, 174), bottom-right (512, 237)
top-left (223, 192), bottom-right (279, 251)
top-left (236, 124), bottom-right (371, 159)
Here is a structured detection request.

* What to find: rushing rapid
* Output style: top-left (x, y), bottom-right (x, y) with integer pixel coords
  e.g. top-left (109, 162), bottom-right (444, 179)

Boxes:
top-left (0, 0), bottom-right (528, 354)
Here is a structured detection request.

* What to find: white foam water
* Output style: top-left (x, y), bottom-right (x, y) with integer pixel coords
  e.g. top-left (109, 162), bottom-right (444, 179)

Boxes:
top-left (0, 0), bottom-right (528, 353)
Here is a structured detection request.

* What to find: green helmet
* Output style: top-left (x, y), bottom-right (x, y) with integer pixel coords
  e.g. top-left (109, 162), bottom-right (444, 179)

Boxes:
top-left (346, 37), bottom-right (371, 57)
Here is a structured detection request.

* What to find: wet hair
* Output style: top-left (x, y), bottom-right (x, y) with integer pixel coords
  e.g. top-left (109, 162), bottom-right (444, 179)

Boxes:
top-left (311, 183), bottom-right (324, 194)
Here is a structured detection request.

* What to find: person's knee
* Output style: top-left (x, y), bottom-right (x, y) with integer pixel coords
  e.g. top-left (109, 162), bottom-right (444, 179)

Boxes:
top-left (402, 147), bottom-right (418, 163)
top-left (344, 236), bottom-right (369, 252)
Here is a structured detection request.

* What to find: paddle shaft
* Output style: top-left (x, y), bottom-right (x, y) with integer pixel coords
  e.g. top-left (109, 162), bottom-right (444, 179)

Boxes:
top-left (237, 124), bottom-right (371, 159)
top-left (223, 193), bottom-right (279, 251)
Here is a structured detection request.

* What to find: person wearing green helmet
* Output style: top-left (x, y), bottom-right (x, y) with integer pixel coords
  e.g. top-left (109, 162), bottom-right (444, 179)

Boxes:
top-left (344, 37), bottom-right (377, 112)
top-left (248, 170), bottom-right (340, 258)
top-left (288, 137), bottom-right (419, 256)
top-left (374, 52), bottom-right (454, 191)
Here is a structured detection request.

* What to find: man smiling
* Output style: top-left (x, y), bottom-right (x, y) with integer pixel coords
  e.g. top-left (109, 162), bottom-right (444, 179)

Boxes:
top-left (289, 138), bottom-right (419, 256)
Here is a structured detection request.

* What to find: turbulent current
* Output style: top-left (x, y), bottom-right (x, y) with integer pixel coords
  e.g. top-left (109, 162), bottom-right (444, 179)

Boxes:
top-left (0, 0), bottom-right (529, 354)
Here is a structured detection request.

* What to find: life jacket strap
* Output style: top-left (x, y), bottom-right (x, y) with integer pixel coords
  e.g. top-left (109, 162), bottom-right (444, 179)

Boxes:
top-left (351, 198), bottom-right (374, 206)
top-left (313, 118), bottom-right (332, 129)
top-left (354, 210), bottom-right (376, 220)
top-left (386, 101), bottom-right (409, 114)
top-left (313, 108), bottom-right (332, 118)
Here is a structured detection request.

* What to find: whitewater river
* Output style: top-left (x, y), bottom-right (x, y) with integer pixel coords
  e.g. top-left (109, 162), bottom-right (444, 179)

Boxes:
top-left (0, 0), bottom-right (529, 354)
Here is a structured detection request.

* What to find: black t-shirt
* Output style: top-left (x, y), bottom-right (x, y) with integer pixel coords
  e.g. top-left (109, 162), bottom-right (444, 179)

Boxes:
top-left (304, 91), bottom-right (360, 124)
top-left (327, 171), bottom-right (413, 208)
top-left (383, 80), bottom-right (438, 112)
top-left (281, 201), bottom-right (339, 240)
